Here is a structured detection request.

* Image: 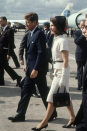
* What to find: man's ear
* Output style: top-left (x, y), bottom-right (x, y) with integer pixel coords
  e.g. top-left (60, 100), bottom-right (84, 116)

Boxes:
top-left (33, 21), bottom-right (36, 25)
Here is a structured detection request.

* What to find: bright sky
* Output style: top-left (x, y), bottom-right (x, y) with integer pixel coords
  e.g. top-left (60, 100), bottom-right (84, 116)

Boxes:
top-left (0, 0), bottom-right (87, 20)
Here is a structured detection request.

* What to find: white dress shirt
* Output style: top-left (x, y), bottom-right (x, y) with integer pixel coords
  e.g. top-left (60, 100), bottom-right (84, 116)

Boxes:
top-left (3, 25), bottom-right (8, 31)
top-left (3, 25), bottom-right (8, 49)
top-left (30, 26), bottom-right (37, 36)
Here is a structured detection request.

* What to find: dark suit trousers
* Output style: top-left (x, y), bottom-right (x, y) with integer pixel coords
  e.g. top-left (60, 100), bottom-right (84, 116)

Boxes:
top-left (17, 74), bottom-right (49, 114)
top-left (76, 120), bottom-right (87, 131)
top-left (11, 50), bottom-right (20, 67)
top-left (0, 50), bottom-right (20, 80)
top-left (0, 64), bottom-right (4, 84)
top-left (77, 61), bottom-right (86, 87)
top-left (74, 103), bottom-right (87, 131)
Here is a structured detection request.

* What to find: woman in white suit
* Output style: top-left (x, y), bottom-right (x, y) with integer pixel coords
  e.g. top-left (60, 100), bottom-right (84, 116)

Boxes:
top-left (31, 16), bottom-right (75, 131)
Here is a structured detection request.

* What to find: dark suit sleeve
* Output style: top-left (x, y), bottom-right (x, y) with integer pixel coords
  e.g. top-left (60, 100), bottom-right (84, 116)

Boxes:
top-left (74, 30), bottom-right (86, 45)
top-left (7, 29), bottom-right (14, 56)
top-left (83, 61), bottom-right (87, 92)
top-left (34, 31), bottom-right (46, 71)
top-left (19, 32), bottom-right (28, 61)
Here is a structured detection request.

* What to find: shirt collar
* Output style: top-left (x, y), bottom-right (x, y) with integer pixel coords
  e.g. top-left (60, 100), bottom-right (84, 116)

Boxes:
top-left (54, 34), bottom-right (64, 39)
top-left (3, 25), bottom-right (8, 31)
top-left (30, 26), bottom-right (37, 36)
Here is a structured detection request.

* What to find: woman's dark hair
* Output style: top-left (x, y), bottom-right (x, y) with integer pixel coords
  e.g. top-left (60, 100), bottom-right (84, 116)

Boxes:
top-left (50, 18), bottom-right (65, 35)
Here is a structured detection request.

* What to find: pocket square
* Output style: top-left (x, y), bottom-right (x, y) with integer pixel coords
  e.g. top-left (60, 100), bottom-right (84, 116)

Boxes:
top-left (32, 41), bottom-right (33, 43)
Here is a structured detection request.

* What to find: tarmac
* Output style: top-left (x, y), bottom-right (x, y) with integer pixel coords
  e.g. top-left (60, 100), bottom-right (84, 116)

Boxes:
top-left (0, 32), bottom-right (82, 131)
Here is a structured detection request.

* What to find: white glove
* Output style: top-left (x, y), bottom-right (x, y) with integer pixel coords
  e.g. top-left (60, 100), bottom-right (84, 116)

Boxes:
top-left (59, 67), bottom-right (68, 88)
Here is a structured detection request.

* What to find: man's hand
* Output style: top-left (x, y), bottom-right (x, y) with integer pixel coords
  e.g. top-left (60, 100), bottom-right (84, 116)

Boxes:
top-left (30, 69), bottom-right (38, 78)
top-left (7, 55), bottom-right (11, 60)
top-left (82, 28), bottom-right (87, 40)
top-left (23, 66), bottom-right (26, 72)
top-left (82, 29), bottom-right (85, 35)
top-left (85, 32), bottom-right (87, 38)
top-left (20, 60), bottom-right (24, 65)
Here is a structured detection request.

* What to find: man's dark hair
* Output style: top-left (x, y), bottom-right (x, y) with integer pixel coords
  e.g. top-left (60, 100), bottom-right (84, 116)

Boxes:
top-left (0, 16), bottom-right (7, 21)
top-left (7, 21), bottom-right (11, 25)
top-left (44, 22), bottom-right (50, 29)
top-left (80, 19), bottom-right (85, 24)
top-left (24, 12), bottom-right (38, 24)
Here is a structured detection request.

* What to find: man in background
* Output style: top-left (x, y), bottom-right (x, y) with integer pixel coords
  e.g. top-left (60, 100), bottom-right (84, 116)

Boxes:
top-left (0, 16), bottom-right (22, 86)
top-left (7, 21), bottom-right (20, 69)
top-left (74, 15), bottom-right (87, 131)
top-left (74, 20), bottom-right (87, 90)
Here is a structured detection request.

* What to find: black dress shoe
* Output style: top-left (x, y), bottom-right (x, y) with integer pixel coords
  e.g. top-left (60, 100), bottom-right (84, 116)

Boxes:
top-left (62, 121), bottom-right (75, 128)
top-left (31, 124), bottom-right (48, 131)
top-left (77, 87), bottom-right (82, 90)
top-left (16, 76), bottom-right (22, 86)
top-left (0, 83), bottom-right (5, 86)
top-left (8, 114), bottom-right (25, 122)
top-left (48, 110), bottom-right (57, 121)
top-left (0, 80), bottom-right (5, 86)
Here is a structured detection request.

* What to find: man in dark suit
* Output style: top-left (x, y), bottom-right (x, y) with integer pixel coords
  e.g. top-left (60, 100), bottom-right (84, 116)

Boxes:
top-left (0, 16), bottom-right (22, 86)
top-left (19, 31), bottom-right (40, 98)
top-left (43, 22), bottom-right (50, 36)
top-left (73, 18), bottom-right (87, 131)
top-left (8, 12), bottom-right (57, 122)
top-left (74, 20), bottom-right (87, 90)
top-left (7, 21), bottom-right (20, 69)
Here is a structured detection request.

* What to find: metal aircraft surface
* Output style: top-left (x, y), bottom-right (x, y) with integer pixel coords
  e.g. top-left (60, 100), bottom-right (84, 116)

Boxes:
top-left (68, 8), bottom-right (87, 29)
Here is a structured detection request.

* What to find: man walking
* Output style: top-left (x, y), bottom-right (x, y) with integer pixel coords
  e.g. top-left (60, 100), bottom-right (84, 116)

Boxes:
top-left (8, 12), bottom-right (57, 122)
top-left (0, 16), bottom-right (22, 86)
top-left (7, 21), bottom-right (20, 69)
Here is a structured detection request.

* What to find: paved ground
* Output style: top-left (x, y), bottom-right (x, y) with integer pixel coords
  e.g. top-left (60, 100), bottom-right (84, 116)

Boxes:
top-left (0, 32), bottom-right (82, 131)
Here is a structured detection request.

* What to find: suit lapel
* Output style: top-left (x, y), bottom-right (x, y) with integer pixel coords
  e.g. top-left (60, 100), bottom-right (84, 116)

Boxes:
top-left (27, 27), bottom-right (39, 48)
top-left (0, 26), bottom-right (9, 37)
top-left (79, 29), bottom-right (82, 35)
top-left (27, 31), bottom-right (33, 48)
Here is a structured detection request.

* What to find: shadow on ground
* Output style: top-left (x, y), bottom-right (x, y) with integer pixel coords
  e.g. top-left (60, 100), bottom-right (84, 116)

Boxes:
top-left (0, 101), bottom-right (5, 104)
top-left (70, 71), bottom-right (77, 78)
top-left (0, 86), bottom-right (21, 97)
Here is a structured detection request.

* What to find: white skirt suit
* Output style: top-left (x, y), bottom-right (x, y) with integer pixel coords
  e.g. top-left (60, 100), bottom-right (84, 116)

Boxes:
top-left (47, 35), bottom-right (70, 103)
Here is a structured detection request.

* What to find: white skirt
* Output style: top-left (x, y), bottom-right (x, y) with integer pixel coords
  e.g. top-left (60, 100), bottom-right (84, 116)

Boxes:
top-left (47, 67), bottom-right (70, 103)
